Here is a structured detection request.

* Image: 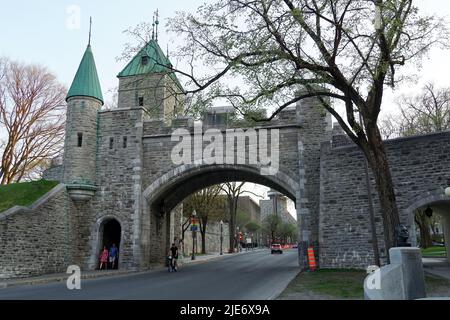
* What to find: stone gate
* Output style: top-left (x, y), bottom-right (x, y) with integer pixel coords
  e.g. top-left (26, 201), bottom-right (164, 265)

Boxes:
top-left (1, 38), bottom-right (450, 279)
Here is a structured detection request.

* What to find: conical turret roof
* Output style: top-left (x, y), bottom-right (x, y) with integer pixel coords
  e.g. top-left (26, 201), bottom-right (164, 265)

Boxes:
top-left (66, 45), bottom-right (104, 105)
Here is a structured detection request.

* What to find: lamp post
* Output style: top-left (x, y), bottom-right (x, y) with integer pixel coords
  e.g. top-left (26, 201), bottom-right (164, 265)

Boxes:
top-left (220, 220), bottom-right (223, 255)
top-left (445, 187), bottom-right (450, 197)
top-left (236, 226), bottom-right (240, 253)
top-left (191, 210), bottom-right (197, 260)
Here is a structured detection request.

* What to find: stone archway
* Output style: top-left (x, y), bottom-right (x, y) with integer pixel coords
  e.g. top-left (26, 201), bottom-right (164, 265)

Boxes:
top-left (139, 163), bottom-right (301, 268)
top-left (404, 189), bottom-right (450, 261)
top-left (90, 216), bottom-right (123, 270)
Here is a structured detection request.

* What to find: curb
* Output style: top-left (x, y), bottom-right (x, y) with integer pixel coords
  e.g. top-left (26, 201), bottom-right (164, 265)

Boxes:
top-left (0, 270), bottom-right (137, 289)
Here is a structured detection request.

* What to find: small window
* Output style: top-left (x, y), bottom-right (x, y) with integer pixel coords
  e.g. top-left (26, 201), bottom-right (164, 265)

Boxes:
top-left (138, 97), bottom-right (144, 107)
top-left (109, 137), bottom-right (114, 149)
top-left (123, 136), bottom-right (127, 148)
top-left (141, 56), bottom-right (148, 66)
top-left (77, 133), bottom-right (83, 147)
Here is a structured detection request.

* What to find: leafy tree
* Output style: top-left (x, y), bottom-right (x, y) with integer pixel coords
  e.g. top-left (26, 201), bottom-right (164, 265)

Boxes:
top-left (278, 222), bottom-right (298, 245)
top-left (263, 213), bottom-right (283, 244)
top-left (164, 0), bottom-right (449, 254)
top-left (183, 185), bottom-right (224, 254)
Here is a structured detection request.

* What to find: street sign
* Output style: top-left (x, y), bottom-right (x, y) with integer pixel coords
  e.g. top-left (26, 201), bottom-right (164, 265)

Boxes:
top-left (190, 217), bottom-right (199, 231)
top-left (246, 238), bottom-right (252, 244)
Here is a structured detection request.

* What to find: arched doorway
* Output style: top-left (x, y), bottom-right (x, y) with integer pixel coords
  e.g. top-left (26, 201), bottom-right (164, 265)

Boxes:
top-left (100, 219), bottom-right (121, 269)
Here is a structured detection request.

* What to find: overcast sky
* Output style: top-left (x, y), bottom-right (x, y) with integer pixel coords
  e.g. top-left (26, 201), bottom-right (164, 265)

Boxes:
top-left (1, 1), bottom-right (450, 218)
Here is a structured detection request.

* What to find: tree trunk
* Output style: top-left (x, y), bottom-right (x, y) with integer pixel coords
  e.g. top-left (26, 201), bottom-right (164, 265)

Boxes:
top-left (201, 230), bottom-right (206, 254)
top-left (365, 127), bottom-right (401, 257)
top-left (415, 211), bottom-right (432, 248)
top-left (228, 201), bottom-right (236, 253)
top-left (200, 216), bottom-right (208, 254)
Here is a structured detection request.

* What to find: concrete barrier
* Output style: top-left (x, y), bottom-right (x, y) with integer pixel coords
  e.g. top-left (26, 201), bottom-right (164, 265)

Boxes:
top-left (364, 247), bottom-right (426, 300)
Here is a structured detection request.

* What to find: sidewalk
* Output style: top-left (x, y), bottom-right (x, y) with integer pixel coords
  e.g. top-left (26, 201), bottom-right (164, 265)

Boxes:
top-left (423, 257), bottom-right (450, 281)
top-left (180, 247), bottom-right (264, 266)
top-left (0, 248), bottom-right (266, 289)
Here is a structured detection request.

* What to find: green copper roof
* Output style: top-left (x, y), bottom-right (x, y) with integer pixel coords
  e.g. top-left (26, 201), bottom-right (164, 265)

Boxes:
top-left (66, 45), bottom-right (104, 105)
top-left (117, 40), bottom-right (183, 91)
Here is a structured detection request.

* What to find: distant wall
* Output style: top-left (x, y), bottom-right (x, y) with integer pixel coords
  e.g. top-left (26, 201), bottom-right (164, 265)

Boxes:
top-left (0, 184), bottom-right (73, 279)
top-left (42, 165), bottom-right (63, 182)
top-left (182, 222), bottom-right (230, 256)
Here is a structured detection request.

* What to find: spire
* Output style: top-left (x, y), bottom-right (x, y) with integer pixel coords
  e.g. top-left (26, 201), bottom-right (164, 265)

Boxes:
top-left (66, 40), bottom-right (104, 105)
top-left (88, 17), bottom-right (92, 46)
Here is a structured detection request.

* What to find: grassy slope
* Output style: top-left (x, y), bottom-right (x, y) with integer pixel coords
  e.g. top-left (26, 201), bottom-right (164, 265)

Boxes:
top-left (0, 180), bottom-right (59, 213)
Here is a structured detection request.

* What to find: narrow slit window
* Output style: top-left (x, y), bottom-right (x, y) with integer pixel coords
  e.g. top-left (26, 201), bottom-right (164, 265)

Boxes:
top-left (138, 97), bottom-right (144, 107)
top-left (141, 56), bottom-right (148, 66)
top-left (77, 133), bottom-right (83, 147)
top-left (109, 137), bottom-right (114, 149)
top-left (123, 136), bottom-right (127, 148)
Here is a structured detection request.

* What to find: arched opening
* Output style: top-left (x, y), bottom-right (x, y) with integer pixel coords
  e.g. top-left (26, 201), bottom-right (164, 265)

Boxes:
top-left (142, 164), bottom-right (300, 266)
top-left (99, 219), bottom-right (121, 269)
top-left (406, 191), bottom-right (450, 276)
top-left (413, 201), bottom-right (449, 261)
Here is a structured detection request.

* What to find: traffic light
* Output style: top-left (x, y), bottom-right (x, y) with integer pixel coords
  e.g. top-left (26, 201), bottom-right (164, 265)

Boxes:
top-left (239, 232), bottom-right (243, 241)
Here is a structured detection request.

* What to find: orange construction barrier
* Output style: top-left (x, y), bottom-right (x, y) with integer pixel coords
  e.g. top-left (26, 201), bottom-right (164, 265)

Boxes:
top-left (307, 247), bottom-right (317, 271)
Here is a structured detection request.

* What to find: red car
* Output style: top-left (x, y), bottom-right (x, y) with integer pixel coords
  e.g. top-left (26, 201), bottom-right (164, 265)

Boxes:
top-left (270, 244), bottom-right (283, 254)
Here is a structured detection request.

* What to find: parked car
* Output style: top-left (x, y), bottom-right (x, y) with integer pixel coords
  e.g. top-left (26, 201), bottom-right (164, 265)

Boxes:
top-left (271, 244), bottom-right (283, 254)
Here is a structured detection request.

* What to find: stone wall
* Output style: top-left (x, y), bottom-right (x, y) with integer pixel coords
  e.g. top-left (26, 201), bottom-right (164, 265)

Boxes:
top-left (182, 221), bottom-right (231, 256)
top-left (319, 130), bottom-right (450, 269)
top-left (42, 165), bottom-right (63, 182)
top-left (0, 184), bottom-right (73, 279)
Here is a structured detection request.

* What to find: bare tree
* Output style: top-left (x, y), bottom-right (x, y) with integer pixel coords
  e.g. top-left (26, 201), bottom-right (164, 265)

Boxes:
top-left (398, 83), bottom-right (450, 136)
top-left (162, 0), bottom-right (449, 253)
top-left (0, 58), bottom-right (66, 184)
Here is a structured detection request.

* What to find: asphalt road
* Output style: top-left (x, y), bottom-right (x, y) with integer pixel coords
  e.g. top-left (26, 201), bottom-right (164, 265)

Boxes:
top-left (0, 249), bottom-right (300, 300)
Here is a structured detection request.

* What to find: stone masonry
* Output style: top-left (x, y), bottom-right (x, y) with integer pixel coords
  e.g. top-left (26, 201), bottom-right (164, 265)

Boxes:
top-left (2, 38), bottom-right (450, 279)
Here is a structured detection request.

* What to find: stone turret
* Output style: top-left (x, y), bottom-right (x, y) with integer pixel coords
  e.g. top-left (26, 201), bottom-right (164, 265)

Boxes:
top-left (63, 44), bottom-right (103, 201)
top-left (117, 39), bottom-right (184, 124)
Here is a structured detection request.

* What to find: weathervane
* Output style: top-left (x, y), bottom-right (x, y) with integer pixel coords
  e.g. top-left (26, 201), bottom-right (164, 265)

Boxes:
top-left (155, 9), bottom-right (159, 42)
top-left (152, 12), bottom-right (155, 40)
top-left (152, 9), bottom-right (160, 42)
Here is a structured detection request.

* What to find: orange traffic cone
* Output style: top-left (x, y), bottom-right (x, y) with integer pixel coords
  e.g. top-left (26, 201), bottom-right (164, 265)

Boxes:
top-left (307, 247), bottom-right (317, 271)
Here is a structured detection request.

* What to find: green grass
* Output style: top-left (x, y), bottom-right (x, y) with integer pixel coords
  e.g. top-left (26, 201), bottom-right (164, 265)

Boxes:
top-left (279, 269), bottom-right (450, 299)
top-left (280, 269), bottom-right (367, 299)
top-left (0, 180), bottom-right (59, 213)
top-left (425, 274), bottom-right (450, 296)
top-left (421, 246), bottom-right (447, 258)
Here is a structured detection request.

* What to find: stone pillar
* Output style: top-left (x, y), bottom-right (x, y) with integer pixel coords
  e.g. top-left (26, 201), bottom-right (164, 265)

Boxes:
top-left (442, 214), bottom-right (450, 262)
top-left (295, 89), bottom-right (332, 269)
top-left (364, 247), bottom-right (426, 300)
